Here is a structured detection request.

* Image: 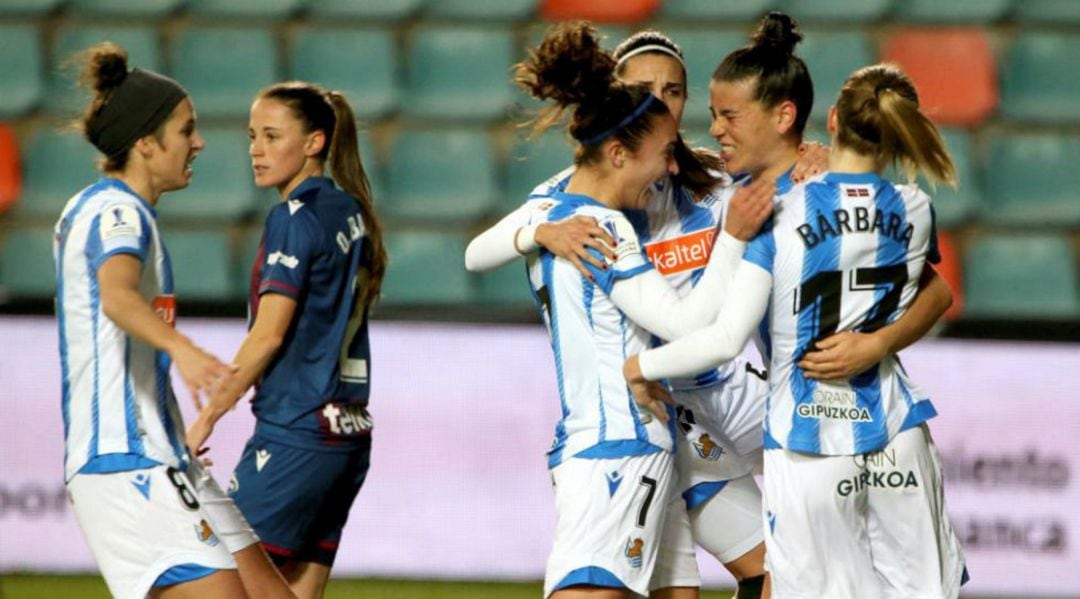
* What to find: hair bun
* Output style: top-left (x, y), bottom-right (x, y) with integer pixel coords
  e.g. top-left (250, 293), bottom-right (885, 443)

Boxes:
top-left (752, 11), bottom-right (803, 56)
top-left (89, 42), bottom-right (129, 93)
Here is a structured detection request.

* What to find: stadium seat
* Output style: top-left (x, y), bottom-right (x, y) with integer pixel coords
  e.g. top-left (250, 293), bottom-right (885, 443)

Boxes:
top-left (427, 0), bottom-right (537, 21)
top-left (0, 124), bottom-right (20, 214)
top-left (381, 230), bottom-right (471, 304)
top-left (475, 261), bottom-right (536, 307)
top-left (12, 129), bottom-right (100, 220)
top-left (304, 0), bottom-right (421, 20)
top-left (187, 0), bottom-right (301, 18)
top-left (157, 126), bottom-right (258, 223)
top-left (662, 28), bottom-right (751, 128)
top-left (404, 26), bottom-right (515, 121)
top-left (1000, 32), bottom-right (1080, 124)
top-left (981, 133), bottom-right (1080, 228)
top-left (1014, 0), bottom-right (1080, 24)
top-left (880, 29), bottom-right (996, 126)
top-left (798, 30), bottom-right (874, 123)
top-left (357, 130), bottom-right (386, 202)
top-left (235, 225), bottom-right (263, 297)
top-left (46, 24), bottom-right (162, 116)
top-left (540, 0), bottom-right (659, 23)
top-left (66, 0), bottom-right (182, 17)
top-left (504, 131), bottom-right (572, 211)
top-left (893, 0), bottom-right (1011, 23)
top-left (773, 0), bottom-right (893, 23)
top-left (0, 0), bottom-right (62, 16)
top-left (0, 227), bottom-right (55, 298)
top-left (290, 28), bottom-right (398, 121)
top-left (170, 27), bottom-right (278, 120)
top-left (964, 234), bottom-right (1079, 319)
top-left (0, 23), bottom-right (43, 119)
top-left (932, 231), bottom-right (963, 320)
top-left (385, 128), bottom-right (498, 223)
top-left (657, 0), bottom-right (775, 21)
top-left (164, 230), bottom-right (235, 301)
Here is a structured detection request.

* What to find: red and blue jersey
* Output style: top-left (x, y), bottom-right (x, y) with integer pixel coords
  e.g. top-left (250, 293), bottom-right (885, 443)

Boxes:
top-left (248, 176), bottom-right (373, 449)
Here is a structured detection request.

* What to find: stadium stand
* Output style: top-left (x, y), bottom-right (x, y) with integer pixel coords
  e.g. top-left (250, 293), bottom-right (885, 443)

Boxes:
top-left (0, 226), bottom-right (54, 297)
top-left (798, 30), bottom-right (875, 123)
top-left (999, 32), bottom-right (1080, 124)
top-left (982, 132), bottom-right (1080, 228)
top-left (427, 0), bottom-right (537, 21)
top-left (290, 27), bottom-right (399, 121)
top-left (504, 131), bottom-right (572, 211)
top-left (774, 0), bottom-right (893, 23)
top-left (657, 0), bottom-right (775, 21)
top-left (382, 230), bottom-right (472, 304)
top-left (893, 0), bottom-right (1012, 23)
top-left (10, 129), bottom-right (99, 220)
top-left (46, 24), bottom-right (162, 116)
top-left (169, 26), bottom-right (279, 119)
top-left (156, 126), bottom-right (258, 223)
top-left (304, 0), bottom-right (422, 21)
top-left (0, 0), bottom-right (62, 16)
top-left (540, 0), bottom-right (660, 23)
top-left (186, 0), bottom-right (301, 19)
top-left (964, 233), bottom-right (1080, 319)
top-left (0, 23), bottom-right (44, 119)
top-left (66, 0), bottom-right (182, 17)
top-left (165, 229), bottom-right (235, 301)
top-left (0, 124), bottom-right (20, 214)
top-left (1014, 0), bottom-right (1080, 24)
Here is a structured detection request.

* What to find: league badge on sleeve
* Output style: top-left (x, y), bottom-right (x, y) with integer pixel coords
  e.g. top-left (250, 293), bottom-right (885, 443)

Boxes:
top-left (100, 204), bottom-right (141, 241)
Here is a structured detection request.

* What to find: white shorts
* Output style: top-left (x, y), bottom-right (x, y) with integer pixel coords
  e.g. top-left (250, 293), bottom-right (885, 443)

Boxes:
top-left (649, 490), bottom-right (701, 591)
top-left (68, 463), bottom-right (237, 599)
top-left (674, 359), bottom-right (768, 507)
top-left (689, 473), bottom-right (764, 564)
top-left (544, 451), bottom-right (676, 598)
top-left (762, 425), bottom-right (966, 599)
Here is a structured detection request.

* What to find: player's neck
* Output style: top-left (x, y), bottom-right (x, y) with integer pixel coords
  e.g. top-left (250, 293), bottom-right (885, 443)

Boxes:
top-left (278, 163), bottom-right (325, 200)
top-left (110, 170), bottom-right (159, 205)
top-left (828, 145), bottom-right (878, 175)
top-left (564, 167), bottom-right (623, 209)
top-left (755, 143), bottom-right (801, 186)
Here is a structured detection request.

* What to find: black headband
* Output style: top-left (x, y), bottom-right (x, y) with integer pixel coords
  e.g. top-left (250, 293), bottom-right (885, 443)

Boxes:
top-left (86, 68), bottom-right (189, 158)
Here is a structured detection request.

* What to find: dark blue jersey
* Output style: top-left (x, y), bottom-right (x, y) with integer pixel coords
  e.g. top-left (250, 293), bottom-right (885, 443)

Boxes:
top-left (248, 176), bottom-right (373, 449)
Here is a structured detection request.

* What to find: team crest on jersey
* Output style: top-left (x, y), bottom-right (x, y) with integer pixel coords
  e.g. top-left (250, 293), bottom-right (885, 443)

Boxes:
top-left (624, 538), bottom-right (644, 568)
top-left (194, 519), bottom-right (220, 547)
top-left (100, 204), bottom-right (141, 241)
top-left (692, 434), bottom-right (725, 462)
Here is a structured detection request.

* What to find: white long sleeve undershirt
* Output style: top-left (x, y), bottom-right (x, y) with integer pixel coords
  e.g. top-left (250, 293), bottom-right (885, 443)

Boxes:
top-left (463, 203), bottom-right (539, 272)
top-left (639, 260), bottom-right (773, 381)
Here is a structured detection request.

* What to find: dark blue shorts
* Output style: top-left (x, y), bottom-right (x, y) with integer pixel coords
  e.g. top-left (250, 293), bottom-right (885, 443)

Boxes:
top-left (229, 434), bottom-right (371, 566)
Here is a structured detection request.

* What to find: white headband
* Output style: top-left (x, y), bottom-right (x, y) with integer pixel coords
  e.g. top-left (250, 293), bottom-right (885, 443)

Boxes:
top-left (615, 44), bottom-right (686, 70)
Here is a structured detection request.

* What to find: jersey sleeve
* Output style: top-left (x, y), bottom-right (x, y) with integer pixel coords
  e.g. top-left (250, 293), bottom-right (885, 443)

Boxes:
top-left (742, 219), bottom-right (776, 274)
top-left (257, 205), bottom-right (321, 299)
top-left (85, 202), bottom-right (152, 272)
top-left (587, 213), bottom-right (652, 294)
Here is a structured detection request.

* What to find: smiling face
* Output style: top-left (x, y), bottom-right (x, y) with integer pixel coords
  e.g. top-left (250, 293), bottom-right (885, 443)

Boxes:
top-left (144, 98), bottom-right (203, 193)
top-left (618, 52), bottom-right (687, 126)
top-left (618, 111), bottom-right (680, 209)
top-left (708, 77), bottom-right (792, 179)
top-left (248, 97), bottom-right (324, 196)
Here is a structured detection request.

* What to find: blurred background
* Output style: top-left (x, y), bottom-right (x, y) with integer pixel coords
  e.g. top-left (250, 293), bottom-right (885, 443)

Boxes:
top-left (0, 0), bottom-right (1078, 597)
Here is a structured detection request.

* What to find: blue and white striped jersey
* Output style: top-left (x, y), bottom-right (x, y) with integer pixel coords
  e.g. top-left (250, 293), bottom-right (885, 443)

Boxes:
top-left (745, 172), bottom-right (941, 455)
top-left (525, 190), bottom-right (677, 468)
top-left (54, 178), bottom-right (186, 482)
top-left (530, 168), bottom-right (748, 390)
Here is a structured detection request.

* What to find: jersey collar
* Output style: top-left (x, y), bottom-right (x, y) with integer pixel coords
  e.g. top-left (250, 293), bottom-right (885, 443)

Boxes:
top-left (822, 171), bottom-right (884, 186)
top-left (289, 176), bottom-right (336, 200)
top-left (100, 177), bottom-right (156, 215)
top-left (551, 190), bottom-right (606, 209)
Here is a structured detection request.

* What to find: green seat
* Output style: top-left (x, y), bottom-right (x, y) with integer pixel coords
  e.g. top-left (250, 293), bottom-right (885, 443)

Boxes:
top-left (170, 27), bottom-right (278, 119)
top-left (426, 0), bottom-right (536, 20)
top-left (381, 230), bottom-right (471, 304)
top-left (357, 130), bottom-right (386, 202)
top-left (46, 24), bottom-right (161, 116)
top-left (0, 0), bottom-right (63, 16)
top-left (0, 227), bottom-right (55, 298)
top-left (981, 133), bottom-right (1080, 228)
top-left (157, 127), bottom-right (257, 223)
top-left (0, 23), bottom-right (43, 118)
top-left (304, 0), bottom-right (421, 20)
top-left (886, 129), bottom-right (978, 230)
top-left (404, 26), bottom-right (514, 121)
top-left (504, 131), bottom-right (571, 210)
top-left (775, 0), bottom-right (893, 23)
top-left (12, 130), bottom-right (100, 220)
top-left (66, 0), bottom-right (182, 16)
top-left (187, 0), bottom-right (300, 18)
top-left (386, 128), bottom-right (498, 223)
top-left (1015, 0), bottom-right (1080, 24)
top-left (165, 230), bottom-right (235, 301)
top-left (663, 28), bottom-right (749, 128)
top-left (799, 31), bottom-right (873, 122)
top-left (475, 261), bottom-right (535, 308)
top-left (657, 0), bottom-right (774, 20)
top-left (290, 28), bottom-right (398, 121)
top-left (1000, 33), bottom-right (1080, 124)
top-left (894, 0), bottom-right (1010, 23)
top-left (234, 225), bottom-right (263, 297)
top-left (964, 234), bottom-right (1079, 319)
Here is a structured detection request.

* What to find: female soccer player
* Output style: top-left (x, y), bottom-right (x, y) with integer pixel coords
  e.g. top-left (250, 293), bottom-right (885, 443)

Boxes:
top-left (625, 62), bottom-right (968, 598)
top-left (185, 81), bottom-right (386, 599)
top-left (55, 43), bottom-right (293, 599)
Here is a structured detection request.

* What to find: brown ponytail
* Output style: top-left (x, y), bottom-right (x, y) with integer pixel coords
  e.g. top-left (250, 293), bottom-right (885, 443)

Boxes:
top-left (835, 64), bottom-right (956, 187)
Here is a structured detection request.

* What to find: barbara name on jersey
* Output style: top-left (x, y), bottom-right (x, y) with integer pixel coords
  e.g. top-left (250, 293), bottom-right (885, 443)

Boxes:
top-left (796, 204), bottom-right (914, 250)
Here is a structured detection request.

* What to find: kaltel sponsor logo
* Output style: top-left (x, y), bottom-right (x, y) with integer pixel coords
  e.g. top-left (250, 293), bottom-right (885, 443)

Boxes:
top-left (644, 229), bottom-right (716, 276)
top-left (0, 483), bottom-right (68, 518)
top-left (941, 446), bottom-right (1069, 490)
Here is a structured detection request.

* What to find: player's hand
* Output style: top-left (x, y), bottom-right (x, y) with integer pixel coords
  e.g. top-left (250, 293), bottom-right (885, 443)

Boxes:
top-left (172, 342), bottom-right (235, 410)
top-left (723, 178), bottom-right (776, 241)
top-left (792, 141), bottom-right (829, 183)
top-left (623, 354), bottom-right (673, 423)
top-left (799, 331), bottom-right (888, 381)
top-left (535, 216), bottom-right (617, 281)
top-left (185, 408), bottom-right (221, 457)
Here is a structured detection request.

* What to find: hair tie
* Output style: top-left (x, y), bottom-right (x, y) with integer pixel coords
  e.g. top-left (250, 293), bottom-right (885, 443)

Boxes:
top-left (614, 44), bottom-right (686, 71)
top-left (579, 94), bottom-right (658, 146)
